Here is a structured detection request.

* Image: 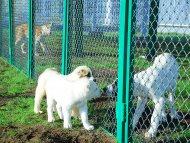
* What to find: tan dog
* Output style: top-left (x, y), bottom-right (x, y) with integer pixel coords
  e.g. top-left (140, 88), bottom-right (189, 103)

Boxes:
top-left (15, 23), bottom-right (52, 55)
top-left (34, 66), bottom-right (94, 114)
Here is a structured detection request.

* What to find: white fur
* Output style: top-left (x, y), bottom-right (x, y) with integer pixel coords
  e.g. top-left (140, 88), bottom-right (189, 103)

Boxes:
top-left (104, 53), bottom-right (180, 138)
top-left (34, 65), bottom-right (94, 114)
top-left (45, 76), bottom-right (101, 130)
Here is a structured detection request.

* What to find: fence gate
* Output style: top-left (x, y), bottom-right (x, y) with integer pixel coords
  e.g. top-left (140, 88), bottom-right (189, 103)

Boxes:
top-left (65, 0), bottom-right (119, 137)
top-left (124, 0), bottom-right (190, 142)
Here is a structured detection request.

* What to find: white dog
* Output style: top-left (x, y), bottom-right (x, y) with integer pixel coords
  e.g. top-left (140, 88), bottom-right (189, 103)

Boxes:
top-left (45, 76), bottom-right (101, 130)
top-left (103, 53), bottom-right (181, 138)
top-left (34, 66), bottom-right (94, 114)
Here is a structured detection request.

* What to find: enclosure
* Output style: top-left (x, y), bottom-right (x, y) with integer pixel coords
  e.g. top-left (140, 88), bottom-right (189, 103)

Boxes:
top-left (0, 0), bottom-right (189, 142)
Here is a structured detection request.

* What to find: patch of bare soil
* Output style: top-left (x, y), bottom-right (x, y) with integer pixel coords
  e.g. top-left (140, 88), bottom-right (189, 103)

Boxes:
top-left (0, 97), bottom-right (9, 106)
top-left (0, 125), bottom-right (117, 143)
top-left (0, 91), bottom-right (35, 106)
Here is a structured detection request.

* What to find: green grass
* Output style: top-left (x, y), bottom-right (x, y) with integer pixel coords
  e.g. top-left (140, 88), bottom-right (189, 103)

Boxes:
top-left (72, 56), bottom-right (117, 69)
top-left (134, 57), bottom-right (152, 70)
top-left (147, 98), bottom-right (190, 113)
top-left (176, 80), bottom-right (190, 98)
top-left (0, 97), bottom-right (46, 126)
top-left (0, 58), bottom-right (35, 96)
top-left (0, 96), bottom-right (90, 129)
top-left (156, 129), bottom-right (190, 142)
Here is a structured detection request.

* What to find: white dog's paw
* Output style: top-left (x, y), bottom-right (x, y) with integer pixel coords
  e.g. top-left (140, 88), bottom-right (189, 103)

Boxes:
top-left (84, 125), bottom-right (94, 130)
top-left (64, 123), bottom-right (72, 129)
top-left (48, 117), bottom-right (55, 122)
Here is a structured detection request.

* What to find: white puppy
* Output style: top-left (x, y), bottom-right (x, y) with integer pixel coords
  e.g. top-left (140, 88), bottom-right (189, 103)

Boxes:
top-left (103, 53), bottom-right (181, 138)
top-left (34, 66), bottom-right (94, 114)
top-left (46, 76), bottom-right (101, 130)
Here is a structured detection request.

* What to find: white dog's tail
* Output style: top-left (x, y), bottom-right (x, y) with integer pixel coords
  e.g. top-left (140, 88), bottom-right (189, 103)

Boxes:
top-left (34, 68), bottom-right (57, 114)
top-left (34, 81), bottom-right (45, 114)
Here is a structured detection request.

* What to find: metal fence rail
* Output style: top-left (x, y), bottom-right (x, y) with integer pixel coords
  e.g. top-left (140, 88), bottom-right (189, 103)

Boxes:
top-left (0, 0), bottom-right (189, 143)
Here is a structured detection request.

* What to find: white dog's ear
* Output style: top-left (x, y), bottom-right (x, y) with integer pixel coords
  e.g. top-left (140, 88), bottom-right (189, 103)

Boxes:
top-left (78, 69), bottom-right (89, 78)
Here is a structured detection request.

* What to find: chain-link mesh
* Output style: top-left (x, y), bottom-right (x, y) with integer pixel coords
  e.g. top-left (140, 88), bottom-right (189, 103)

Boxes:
top-left (12, 0), bottom-right (28, 73)
top-left (0, 0), bottom-right (9, 60)
top-left (1, 0), bottom-right (189, 142)
top-left (67, 0), bottom-right (119, 135)
top-left (33, 0), bottom-right (63, 78)
top-left (129, 0), bottom-right (190, 142)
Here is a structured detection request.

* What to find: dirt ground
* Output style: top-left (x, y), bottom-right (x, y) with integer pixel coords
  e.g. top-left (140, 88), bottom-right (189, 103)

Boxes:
top-left (0, 125), bottom-right (116, 143)
top-left (0, 95), bottom-right (117, 143)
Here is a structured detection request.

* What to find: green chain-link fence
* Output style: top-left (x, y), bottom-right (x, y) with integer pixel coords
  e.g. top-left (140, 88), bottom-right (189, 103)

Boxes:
top-left (0, 0), bottom-right (189, 142)
top-left (0, 0), bottom-right (9, 61)
top-left (32, 0), bottom-right (63, 78)
top-left (13, 0), bottom-right (28, 73)
top-left (128, 0), bottom-right (190, 142)
top-left (67, 0), bottom-right (119, 136)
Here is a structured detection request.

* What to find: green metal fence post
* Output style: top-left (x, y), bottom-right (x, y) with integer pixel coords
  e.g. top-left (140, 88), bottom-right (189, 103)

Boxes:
top-left (124, 0), bottom-right (136, 142)
top-left (147, 0), bottom-right (159, 60)
top-left (117, 0), bottom-right (135, 142)
top-left (28, 0), bottom-right (34, 78)
top-left (0, 1), bottom-right (2, 56)
top-left (8, 0), bottom-right (13, 64)
top-left (62, 0), bottom-right (70, 75)
top-left (74, 0), bottom-right (83, 57)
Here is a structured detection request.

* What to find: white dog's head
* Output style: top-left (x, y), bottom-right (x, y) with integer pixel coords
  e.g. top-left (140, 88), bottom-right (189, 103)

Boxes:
top-left (82, 77), bottom-right (101, 100)
top-left (68, 66), bottom-right (95, 82)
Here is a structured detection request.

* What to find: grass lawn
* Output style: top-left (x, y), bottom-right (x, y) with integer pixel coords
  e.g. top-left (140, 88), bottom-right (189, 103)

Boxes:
top-left (0, 58), bottom-right (35, 96)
